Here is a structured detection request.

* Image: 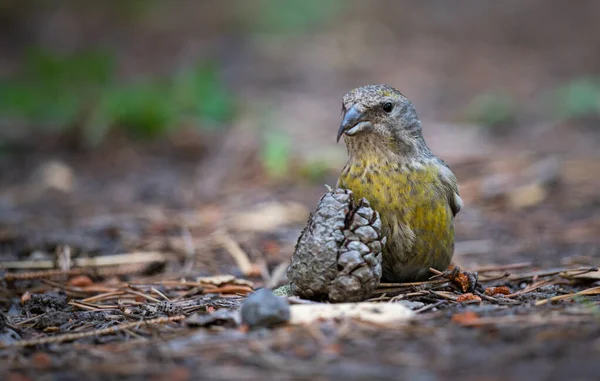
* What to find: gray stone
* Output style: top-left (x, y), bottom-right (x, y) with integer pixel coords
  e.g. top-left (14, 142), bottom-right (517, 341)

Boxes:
top-left (241, 289), bottom-right (290, 328)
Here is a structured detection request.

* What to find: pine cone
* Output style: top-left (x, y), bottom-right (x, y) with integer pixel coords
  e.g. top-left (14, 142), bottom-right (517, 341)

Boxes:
top-left (287, 188), bottom-right (385, 302)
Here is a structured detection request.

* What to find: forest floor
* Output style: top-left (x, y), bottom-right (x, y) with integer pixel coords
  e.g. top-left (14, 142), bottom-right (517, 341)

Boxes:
top-left (0, 118), bottom-right (599, 380)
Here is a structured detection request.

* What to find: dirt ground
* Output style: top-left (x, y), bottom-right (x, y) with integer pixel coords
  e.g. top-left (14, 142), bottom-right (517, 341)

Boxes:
top-left (2, 137), bottom-right (599, 380)
top-left (1, 1), bottom-right (600, 380)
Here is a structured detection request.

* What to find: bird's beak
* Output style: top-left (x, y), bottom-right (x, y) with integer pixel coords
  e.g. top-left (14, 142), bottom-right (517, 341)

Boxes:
top-left (337, 106), bottom-right (364, 142)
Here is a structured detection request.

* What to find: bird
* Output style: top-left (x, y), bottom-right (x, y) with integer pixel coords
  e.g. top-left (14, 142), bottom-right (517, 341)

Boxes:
top-left (336, 84), bottom-right (462, 282)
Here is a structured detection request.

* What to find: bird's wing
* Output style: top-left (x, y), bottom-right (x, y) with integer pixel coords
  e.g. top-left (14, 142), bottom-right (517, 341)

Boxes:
top-left (437, 161), bottom-right (462, 217)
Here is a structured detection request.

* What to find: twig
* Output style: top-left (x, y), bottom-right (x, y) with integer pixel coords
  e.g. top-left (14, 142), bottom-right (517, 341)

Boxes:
top-left (213, 231), bottom-right (255, 276)
top-left (151, 287), bottom-right (171, 302)
top-left (415, 300), bottom-right (446, 313)
top-left (378, 279), bottom-right (447, 288)
top-left (389, 291), bottom-right (430, 302)
top-left (68, 301), bottom-right (105, 311)
top-left (125, 289), bottom-right (162, 303)
top-left (473, 262), bottom-right (532, 273)
top-left (429, 290), bottom-right (458, 301)
top-left (204, 285), bottom-right (253, 295)
top-left (3, 263), bottom-right (158, 282)
top-left (256, 258), bottom-right (271, 285)
top-left (371, 287), bottom-right (410, 295)
top-left (506, 279), bottom-right (558, 297)
top-left (171, 287), bottom-right (203, 302)
top-left (0, 251), bottom-right (166, 270)
top-left (0, 315), bottom-right (186, 348)
top-left (2, 268), bottom-right (84, 281)
top-left (123, 328), bottom-right (147, 341)
top-left (508, 267), bottom-right (596, 282)
top-left (81, 291), bottom-right (126, 303)
top-left (69, 300), bottom-right (117, 310)
top-left (366, 294), bottom-right (389, 302)
top-left (15, 314), bottom-right (46, 327)
top-left (477, 272), bottom-right (511, 282)
top-left (180, 226), bottom-right (196, 275)
top-left (40, 279), bottom-right (92, 297)
top-left (535, 286), bottom-right (600, 306)
top-left (95, 263), bottom-right (159, 277)
top-left (475, 291), bottom-right (521, 305)
top-left (266, 261), bottom-right (289, 290)
top-left (560, 267), bottom-right (599, 280)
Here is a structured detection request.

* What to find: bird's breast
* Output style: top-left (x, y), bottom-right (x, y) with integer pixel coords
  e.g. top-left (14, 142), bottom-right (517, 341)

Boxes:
top-left (337, 159), bottom-right (452, 235)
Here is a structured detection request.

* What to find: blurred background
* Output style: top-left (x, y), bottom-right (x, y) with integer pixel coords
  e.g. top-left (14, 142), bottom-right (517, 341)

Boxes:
top-left (0, 0), bottom-right (599, 273)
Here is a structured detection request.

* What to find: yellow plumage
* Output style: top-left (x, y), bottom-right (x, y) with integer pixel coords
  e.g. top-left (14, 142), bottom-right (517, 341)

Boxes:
top-left (338, 158), bottom-right (454, 281)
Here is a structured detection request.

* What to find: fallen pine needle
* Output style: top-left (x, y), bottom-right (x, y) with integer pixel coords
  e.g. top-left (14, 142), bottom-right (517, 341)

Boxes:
top-left (81, 291), bottom-right (127, 303)
top-left (266, 260), bottom-right (290, 290)
top-left (213, 231), bottom-right (255, 276)
top-left (0, 251), bottom-right (166, 270)
top-left (151, 287), bottom-right (171, 302)
top-left (509, 267), bottom-right (596, 282)
top-left (507, 279), bottom-right (558, 298)
top-left (473, 262), bottom-right (532, 273)
top-left (205, 285), bottom-right (253, 295)
top-left (535, 286), bottom-right (600, 306)
top-left (378, 279), bottom-right (447, 288)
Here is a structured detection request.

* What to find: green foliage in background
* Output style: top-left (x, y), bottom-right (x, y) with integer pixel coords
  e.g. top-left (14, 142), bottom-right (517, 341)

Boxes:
top-left (260, 129), bottom-right (292, 179)
top-left (0, 49), bottom-right (114, 132)
top-left (298, 159), bottom-right (330, 183)
top-left (172, 61), bottom-right (233, 127)
top-left (244, 0), bottom-right (342, 33)
top-left (0, 48), bottom-right (234, 144)
top-left (552, 77), bottom-right (600, 120)
top-left (466, 91), bottom-right (516, 129)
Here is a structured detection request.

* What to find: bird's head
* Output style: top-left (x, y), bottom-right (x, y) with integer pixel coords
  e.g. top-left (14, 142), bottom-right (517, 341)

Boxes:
top-left (338, 84), bottom-right (427, 157)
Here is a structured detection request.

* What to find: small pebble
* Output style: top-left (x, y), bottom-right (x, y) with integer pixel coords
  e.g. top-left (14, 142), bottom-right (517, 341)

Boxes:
top-left (241, 289), bottom-right (290, 329)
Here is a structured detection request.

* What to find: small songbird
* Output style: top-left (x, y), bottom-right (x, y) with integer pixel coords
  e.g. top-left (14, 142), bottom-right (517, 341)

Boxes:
top-left (336, 84), bottom-right (462, 282)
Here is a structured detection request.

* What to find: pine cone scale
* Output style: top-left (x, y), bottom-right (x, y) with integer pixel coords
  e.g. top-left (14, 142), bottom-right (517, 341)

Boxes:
top-left (287, 188), bottom-right (385, 302)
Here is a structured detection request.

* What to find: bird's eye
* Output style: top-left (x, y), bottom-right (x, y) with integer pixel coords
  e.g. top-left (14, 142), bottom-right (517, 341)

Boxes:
top-left (382, 102), bottom-right (393, 113)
